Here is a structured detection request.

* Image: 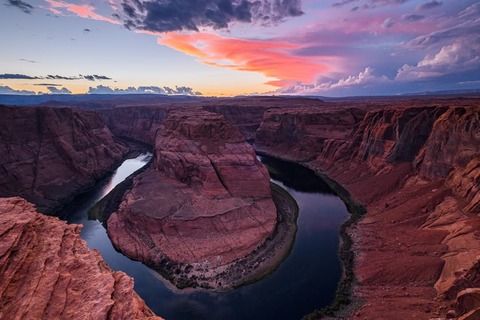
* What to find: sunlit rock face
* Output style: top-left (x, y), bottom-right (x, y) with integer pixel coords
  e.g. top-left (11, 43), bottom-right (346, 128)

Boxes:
top-left (254, 100), bottom-right (480, 319)
top-left (107, 110), bottom-right (276, 268)
top-left (0, 197), bottom-right (161, 320)
top-left (0, 105), bottom-right (128, 213)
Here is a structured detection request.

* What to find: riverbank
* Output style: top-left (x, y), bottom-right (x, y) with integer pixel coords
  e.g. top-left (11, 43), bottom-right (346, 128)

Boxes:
top-left (92, 170), bottom-right (299, 291)
top-left (255, 149), bottom-right (366, 318)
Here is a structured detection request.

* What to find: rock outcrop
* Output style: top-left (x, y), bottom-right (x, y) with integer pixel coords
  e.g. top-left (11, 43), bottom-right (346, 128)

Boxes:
top-left (0, 105), bottom-right (128, 213)
top-left (254, 99), bottom-right (480, 319)
top-left (0, 197), bottom-right (161, 320)
top-left (106, 110), bottom-right (276, 288)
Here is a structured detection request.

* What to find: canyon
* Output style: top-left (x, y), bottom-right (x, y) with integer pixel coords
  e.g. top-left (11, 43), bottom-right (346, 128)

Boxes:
top-left (0, 96), bottom-right (479, 319)
top-left (254, 100), bottom-right (480, 319)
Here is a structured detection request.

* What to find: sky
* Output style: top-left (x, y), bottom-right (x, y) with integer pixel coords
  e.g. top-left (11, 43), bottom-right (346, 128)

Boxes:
top-left (0, 0), bottom-right (479, 97)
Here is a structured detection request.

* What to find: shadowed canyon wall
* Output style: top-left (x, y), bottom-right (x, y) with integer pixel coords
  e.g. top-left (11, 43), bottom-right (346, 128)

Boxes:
top-left (0, 105), bottom-right (128, 213)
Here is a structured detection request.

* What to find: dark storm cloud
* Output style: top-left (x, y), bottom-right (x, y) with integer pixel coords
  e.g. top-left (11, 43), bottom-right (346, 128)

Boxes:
top-left (119, 0), bottom-right (303, 32)
top-left (0, 73), bottom-right (39, 79)
top-left (5, 0), bottom-right (33, 14)
top-left (417, 0), bottom-right (442, 11)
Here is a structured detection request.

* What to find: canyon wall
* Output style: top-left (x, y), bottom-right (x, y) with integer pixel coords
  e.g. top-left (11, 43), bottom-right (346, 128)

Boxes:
top-left (98, 106), bottom-right (170, 145)
top-left (0, 197), bottom-right (161, 320)
top-left (0, 105), bottom-right (128, 213)
top-left (254, 100), bottom-right (480, 319)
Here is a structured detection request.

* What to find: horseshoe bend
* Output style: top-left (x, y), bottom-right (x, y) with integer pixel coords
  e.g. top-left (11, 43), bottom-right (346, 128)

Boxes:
top-left (0, 95), bottom-right (480, 319)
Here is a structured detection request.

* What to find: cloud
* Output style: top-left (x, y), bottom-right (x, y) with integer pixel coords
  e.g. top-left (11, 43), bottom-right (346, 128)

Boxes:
top-left (0, 73), bottom-right (113, 81)
top-left (332, 0), bottom-right (358, 8)
top-left (396, 39), bottom-right (480, 80)
top-left (382, 17), bottom-right (395, 28)
top-left (119, 0), bottom-right (303, 32)
top-left (404, 3), bottom-right (480, 50)
top-left (0, 85), bottom-right (36, 95)
top-left (333, 0), bottom-right (409, 10)
top-left (279, 67), bottom-right (390, 94)
top-left (47, 86), bottom-right (72, 94)
top-left (19, 58), bottom-right (37, 63)
top-left (45, 0), bottom-right (120, 24)
top-left (401, 14), bottom-right (424, 22)
top-left (5, 0), bottom-right (33, 14)
top-left (0, 73), bottom-right (39, 79)
top-left (158, 32), bottom-right (328, 84)
top-left (45, 74), bottom-right (81, 80)
top-left (87, 85), bottom-right (202, 95)
top-left (82, 74), bottom-right (112, 81)
top-left (34, 83), bottom-right (62, 86)
top-left (416, 0), bottom-right (442, 11)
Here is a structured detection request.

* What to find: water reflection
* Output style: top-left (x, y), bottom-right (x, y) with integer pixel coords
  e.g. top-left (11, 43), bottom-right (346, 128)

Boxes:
top-left (62, 153), bottom-right (349, 320)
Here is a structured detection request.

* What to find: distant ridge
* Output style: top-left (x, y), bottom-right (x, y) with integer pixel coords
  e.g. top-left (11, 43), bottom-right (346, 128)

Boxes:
top-left (0, 93), bottom-right (204, 108)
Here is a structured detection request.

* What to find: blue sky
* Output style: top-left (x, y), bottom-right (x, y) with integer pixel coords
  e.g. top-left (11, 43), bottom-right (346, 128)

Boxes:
top-left (1, 0), bottom-right (479, 96)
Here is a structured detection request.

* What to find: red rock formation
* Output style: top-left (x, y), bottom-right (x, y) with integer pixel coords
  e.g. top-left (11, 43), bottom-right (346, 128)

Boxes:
top-left (0, 197), bottom-right (161, 320)
top-left (254, 99), bottom-right (480, 319)
top-left (107, 110), bottom-right (276, 275)
top-left (0, 105), bottom-right (128, 213)
top-left (98, 106), bottom-right (170, 145)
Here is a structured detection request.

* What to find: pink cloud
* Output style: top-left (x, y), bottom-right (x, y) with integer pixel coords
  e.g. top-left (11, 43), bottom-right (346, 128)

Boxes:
top-left (45, 0), bottom-right (120, 24)
top-left (157, 32), bottom-right (330, 85)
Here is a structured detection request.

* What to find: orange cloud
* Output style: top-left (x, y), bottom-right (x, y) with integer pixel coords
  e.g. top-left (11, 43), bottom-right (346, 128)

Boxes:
top-left (158, 32), bottom-right (329, 86)
top-left (45, 0), bottom-right (120, 25)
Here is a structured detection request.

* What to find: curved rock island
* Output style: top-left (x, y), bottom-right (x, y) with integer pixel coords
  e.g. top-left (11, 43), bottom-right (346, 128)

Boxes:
top-left (106, 110), bottom-right (293, 290)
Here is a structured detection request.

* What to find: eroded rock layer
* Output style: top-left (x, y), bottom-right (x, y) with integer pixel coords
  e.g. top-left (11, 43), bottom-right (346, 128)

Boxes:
top-left (107, 110), bottom-right (276, 274)
top-left (254, 99), bottom-right (480, 319)
top-left (0, 105), bottom-right (128, 213)
top-left (0, 197), bottom-right (161, 320)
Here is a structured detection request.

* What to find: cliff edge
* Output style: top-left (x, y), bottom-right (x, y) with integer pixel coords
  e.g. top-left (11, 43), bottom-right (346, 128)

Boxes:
top-left (0, 197), bottom-right (162, 320)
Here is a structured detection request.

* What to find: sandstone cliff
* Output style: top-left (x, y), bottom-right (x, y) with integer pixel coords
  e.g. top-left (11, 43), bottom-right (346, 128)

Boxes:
top-left (106, 110), bottom-right (277, 288)
top-left (98, 106), bottom-right (170, 145)
top-left (0, 197), bottom-right (161, 320)
top-left (0, 105), bottom-right (128, 213)
top-left (254, 99), bottom-right (480, 319)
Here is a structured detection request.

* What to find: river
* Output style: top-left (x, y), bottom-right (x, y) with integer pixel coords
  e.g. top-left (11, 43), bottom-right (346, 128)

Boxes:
top-left (63, 153), bottom-right (349, 320)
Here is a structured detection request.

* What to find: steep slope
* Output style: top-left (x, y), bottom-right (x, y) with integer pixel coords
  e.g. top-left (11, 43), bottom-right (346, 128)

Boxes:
top-left (0, 197), bottom-right (161, 320)
top-left (0, 105), bottom-right (128, 213)
top-left (255, 99), bottom-right (480, 319)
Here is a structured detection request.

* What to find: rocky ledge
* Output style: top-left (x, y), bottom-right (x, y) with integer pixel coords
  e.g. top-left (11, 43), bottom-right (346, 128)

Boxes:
top-left (105, 110), bottom-right (293, 290)
top-left (0, 197), bottom-right (161, 319)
